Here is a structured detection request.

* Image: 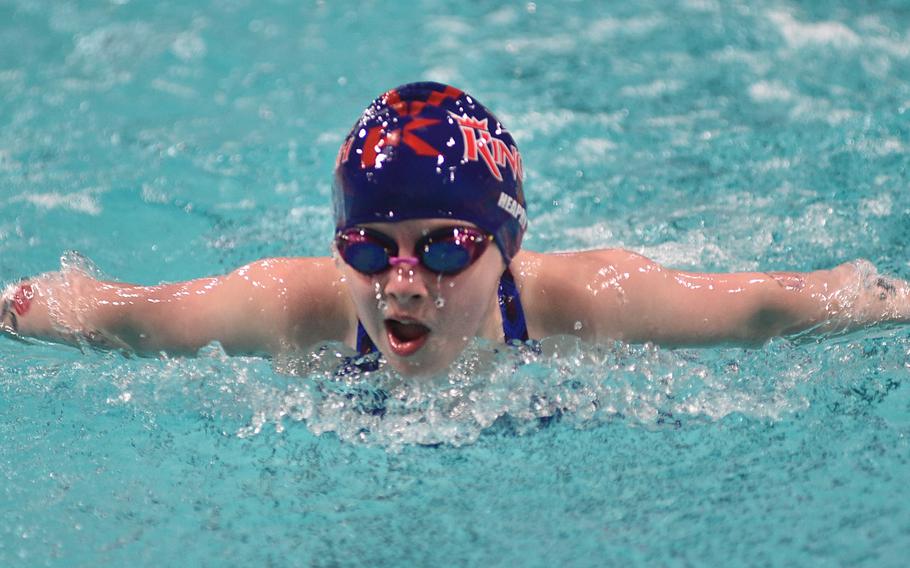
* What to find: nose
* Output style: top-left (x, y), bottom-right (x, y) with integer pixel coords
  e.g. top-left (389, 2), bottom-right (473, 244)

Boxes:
top-left (383, 259), bottom-right (429, 306)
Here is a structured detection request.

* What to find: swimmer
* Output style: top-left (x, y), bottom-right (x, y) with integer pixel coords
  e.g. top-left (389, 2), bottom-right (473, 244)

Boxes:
top-left (2, 82), bottom-right (909, 376)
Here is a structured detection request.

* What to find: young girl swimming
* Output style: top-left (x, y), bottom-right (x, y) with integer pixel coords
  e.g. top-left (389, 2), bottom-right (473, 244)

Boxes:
top-left (3, 82), bottom-right (909, 376)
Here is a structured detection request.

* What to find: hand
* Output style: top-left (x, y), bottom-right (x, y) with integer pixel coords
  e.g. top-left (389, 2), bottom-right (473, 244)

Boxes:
top-left (1, 282), bottom-right (34, 336)
top-left (835, 260), bottom-right (910, 325)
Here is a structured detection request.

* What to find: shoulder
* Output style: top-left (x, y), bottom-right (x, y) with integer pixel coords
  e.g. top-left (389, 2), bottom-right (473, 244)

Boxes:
top-left (510, 248), bottom-right (659, 338)
top-left (511, 248), bottom-right (657, 291)
top-left (226, 257), bottom-right (357, 350)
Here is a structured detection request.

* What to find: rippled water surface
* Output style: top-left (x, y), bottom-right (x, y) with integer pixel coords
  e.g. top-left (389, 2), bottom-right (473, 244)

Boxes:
top-left (2, 0), bottom-right (910, 566)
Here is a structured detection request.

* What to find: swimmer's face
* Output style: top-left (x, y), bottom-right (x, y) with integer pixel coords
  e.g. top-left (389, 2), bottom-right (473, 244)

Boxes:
top-left (335, 218), bottom-right (506, 377)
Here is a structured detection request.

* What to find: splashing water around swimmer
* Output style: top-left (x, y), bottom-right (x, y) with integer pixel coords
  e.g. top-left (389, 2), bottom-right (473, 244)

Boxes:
top-left (50, 319), bottom-right (901, 452)
top-left (14, 246), bottom-right (907, 451)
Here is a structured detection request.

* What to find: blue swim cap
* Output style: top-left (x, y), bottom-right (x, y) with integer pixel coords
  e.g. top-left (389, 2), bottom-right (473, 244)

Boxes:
top-left (333, 82), bottom-right (527, 263)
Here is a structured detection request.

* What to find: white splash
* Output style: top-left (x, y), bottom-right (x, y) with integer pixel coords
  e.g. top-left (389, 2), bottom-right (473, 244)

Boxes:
top-left (620, 80), bottom-right (684, 99)
top-left (748, 81), bottom-right (794, 103)
top-left (767, 10), bottom-right (860, 49)
top-left (12, 190), bottom-right (103, 216)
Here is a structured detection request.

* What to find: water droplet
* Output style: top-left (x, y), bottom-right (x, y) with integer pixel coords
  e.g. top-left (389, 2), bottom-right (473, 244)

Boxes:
top-left (574, 321), bottom-right (583, 331)
top-left (435, 296), bottom-right (446, 308)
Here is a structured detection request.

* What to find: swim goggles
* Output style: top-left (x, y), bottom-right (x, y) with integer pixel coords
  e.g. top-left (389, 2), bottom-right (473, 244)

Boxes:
top-left (335, 226), bottom-right (493, 276)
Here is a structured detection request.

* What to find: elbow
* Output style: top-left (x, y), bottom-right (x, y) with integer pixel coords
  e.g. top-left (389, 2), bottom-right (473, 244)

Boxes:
top-left (745, 305), bottom-right (809, 343)
top-left (740, 281), bottom-right (818, 343)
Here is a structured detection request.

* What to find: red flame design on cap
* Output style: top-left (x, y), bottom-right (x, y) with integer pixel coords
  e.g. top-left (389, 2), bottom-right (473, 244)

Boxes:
top-left (359, 85), bottom-right (464, 169)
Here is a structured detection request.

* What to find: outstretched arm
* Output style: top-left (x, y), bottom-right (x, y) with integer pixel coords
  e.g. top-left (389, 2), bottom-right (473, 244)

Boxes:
top-left (519, 250), bottom-right (910, 346)
top-left (0, 258), bottom-right (353, 356)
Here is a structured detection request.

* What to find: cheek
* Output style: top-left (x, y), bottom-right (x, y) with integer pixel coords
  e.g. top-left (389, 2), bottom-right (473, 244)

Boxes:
top-left (341, 269), bottom-right (381, 316)
top-left (434, 274), bottom-right (498, 335)
top-left (440, 285), bottom-right (481, 321)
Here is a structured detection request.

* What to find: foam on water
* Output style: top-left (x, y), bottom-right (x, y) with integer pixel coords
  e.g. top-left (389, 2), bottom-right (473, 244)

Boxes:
top-left (10, 324), bottom-right (900, 454)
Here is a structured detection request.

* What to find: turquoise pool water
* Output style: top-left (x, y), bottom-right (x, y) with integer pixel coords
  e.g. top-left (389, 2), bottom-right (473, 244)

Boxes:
top-left (2, 0), bottom-right (910, 565)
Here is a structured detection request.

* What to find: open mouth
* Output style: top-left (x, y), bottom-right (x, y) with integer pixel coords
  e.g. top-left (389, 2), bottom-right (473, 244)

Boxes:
top-left (384, 319), bottom-right (431, 357)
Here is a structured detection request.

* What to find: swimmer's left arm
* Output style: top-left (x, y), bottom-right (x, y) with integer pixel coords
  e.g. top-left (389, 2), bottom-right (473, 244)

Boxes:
top-left (645, 261), bottom-right (910, 345)
top-left (521, 250), bottom-right (910, 346)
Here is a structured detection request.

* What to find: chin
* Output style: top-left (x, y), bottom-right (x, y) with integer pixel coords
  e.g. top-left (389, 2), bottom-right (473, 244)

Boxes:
top-left (377, 327), bottom-right (466, 377)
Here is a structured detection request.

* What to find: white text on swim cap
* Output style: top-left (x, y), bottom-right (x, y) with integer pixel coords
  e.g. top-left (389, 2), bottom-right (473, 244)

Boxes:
top-left (497, 192), bottom-right (528, 229)
top-left (449, 112), bottom-right (523, 182)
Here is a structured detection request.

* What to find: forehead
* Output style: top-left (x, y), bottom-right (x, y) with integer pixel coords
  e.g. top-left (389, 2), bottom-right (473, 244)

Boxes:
top-left (359, 218), bottom-right (480, 239)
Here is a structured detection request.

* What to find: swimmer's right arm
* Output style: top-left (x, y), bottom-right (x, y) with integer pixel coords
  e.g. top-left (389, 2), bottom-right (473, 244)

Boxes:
top-left (1, 258), bottom-right (353, 356)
